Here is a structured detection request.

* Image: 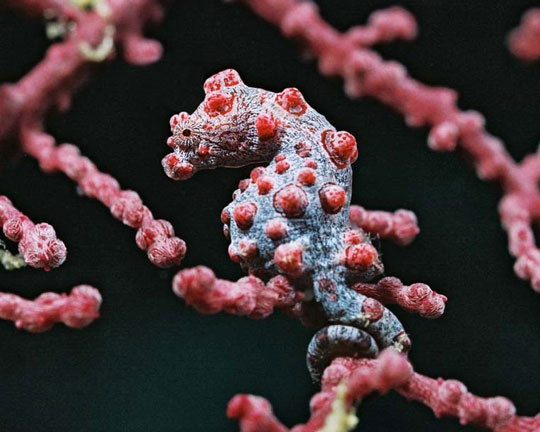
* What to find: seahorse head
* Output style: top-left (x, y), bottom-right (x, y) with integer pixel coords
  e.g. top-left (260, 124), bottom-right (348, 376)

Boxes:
top-left (162, 69), bottom-right (278, 180)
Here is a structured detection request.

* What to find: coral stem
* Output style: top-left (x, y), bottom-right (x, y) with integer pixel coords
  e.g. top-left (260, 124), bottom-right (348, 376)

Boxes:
top-left (172, 266), bottom-right (302, 319)
top-left (0, 284), bottom-right (101, 332)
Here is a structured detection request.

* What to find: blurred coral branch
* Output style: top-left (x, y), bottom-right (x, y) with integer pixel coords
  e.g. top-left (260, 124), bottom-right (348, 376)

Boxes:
top-left (0, 0), bottom-right (185, 267)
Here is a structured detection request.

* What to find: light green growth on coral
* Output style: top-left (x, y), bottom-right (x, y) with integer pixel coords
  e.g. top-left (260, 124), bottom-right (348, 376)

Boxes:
top-left (317, 381), bottom-right (359, 432)
top-left (70, 0), bottom-right (111, 18)
top-left (46, 21), bottom-right (68, 39)
top-left (0, 241), bottom-right (26, 271)
top-left (79, 24), bottom-right (115, 62)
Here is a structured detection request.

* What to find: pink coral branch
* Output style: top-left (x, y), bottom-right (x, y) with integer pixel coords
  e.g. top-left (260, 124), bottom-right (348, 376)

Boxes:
top-left (228, 349), bottom-right (412, 432)
top-left (352, 276), bottom-right (447, 318)
top-left (0, 284), bottom-right (101, 332)
top-left (345, 6), bottom-right (417, 48)
top-left (229, 350), bottom-right (540, 432)
top-left (172, 266), bottom-right (302, 319)
top-left (20, 125), bottom-right (186, 268)
top-left (508, 8), bottom-right (540, 61)
top-left (239, 0), bottom-right (540, 292)
top-left (0, 0), bottom-right (185, 268)
top-left (0, 195), bottom-right (66, 270)
top-left (349, 205), bottom-right (419, 246)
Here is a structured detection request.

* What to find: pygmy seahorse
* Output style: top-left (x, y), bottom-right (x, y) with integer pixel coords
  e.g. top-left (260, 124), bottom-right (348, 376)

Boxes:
top-left (162, 69), bottom-right (411, 381)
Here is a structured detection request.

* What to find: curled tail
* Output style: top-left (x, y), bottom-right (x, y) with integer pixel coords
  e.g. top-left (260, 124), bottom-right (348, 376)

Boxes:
top-left (307, 272), bottom-right (410, 382)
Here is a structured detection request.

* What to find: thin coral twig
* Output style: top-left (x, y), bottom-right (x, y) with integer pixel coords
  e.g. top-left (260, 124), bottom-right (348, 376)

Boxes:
top-left (349, 205), bottom-right (419, 246)
top-left (0, 284), bottom-right (101, 332)
top-left (172, 266), bottom-right (303, 319)
top-left (352, 276), bottom-right (447, 318)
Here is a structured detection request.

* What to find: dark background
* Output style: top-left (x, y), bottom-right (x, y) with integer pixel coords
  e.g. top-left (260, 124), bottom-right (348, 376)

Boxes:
top-left (1, 1), bottom-right (540, 431)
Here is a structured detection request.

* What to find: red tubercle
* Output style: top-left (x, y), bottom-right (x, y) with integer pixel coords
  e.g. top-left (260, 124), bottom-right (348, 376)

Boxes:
top-left (257, 176), bottom-right (274, 195)
top-left (344, 243), bottom-right (378, 270)
top-left (221, 209), bottom-right (230, 224)
top-left (204, 69), bottom-right (243, 94)
top-left (273, 184), bottom-right (309, 218)
top-left (297, 168), bottom-right (316, 186)
top-left (265, 219), bottom-right (288, 240)
top-left (275, 160), bottom-right (290, 174)
top-left (250, 166), bottom-right (266, 182)
top-left (228, 245), bottom-right (242, 263)
top-left (255, 112), bottom-right (278, 140)
top-left (169, 115), bottom-right (179, 130)
top-left (318, 183), bottom-right (347, 214)
top-left (233, 202), bottom-right (258, 230)
top-left (362, 298), bottom-right (384, 321)
top-left (238, 178), bottom-right (250, 192)
top-left (275, 87), bottom-right (308, 116)
top-left (162, 153), bottom-right (194, 181)
top-left (321, 130), bottom-right (358, 169)
top-left (508, 8), bottom-right (540, 61)
top-left (237, 239), bottom-right (259, 259)
top-left (295, 141), bottom-right (312, 158)
top-left (274, 242), bottom-right (304, 276)
top-left (197, 144), bottom-right (210, 156)
top-left (169, 112), bottom-right (190, 132)
top-left (204, 92), bottom-right (235, 117)
top-left (304, 159), bottom-right (318, 169)
top-left (343, 229), bottom-right (366, 245)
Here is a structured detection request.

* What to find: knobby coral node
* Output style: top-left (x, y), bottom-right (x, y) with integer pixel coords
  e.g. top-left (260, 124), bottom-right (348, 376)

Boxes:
top-left (0, 196), bottom-right (66, 271)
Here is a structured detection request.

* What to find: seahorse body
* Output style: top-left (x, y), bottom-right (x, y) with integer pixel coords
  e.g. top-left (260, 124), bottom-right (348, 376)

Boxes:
top-left (163, 69), bottom-right (409, 380)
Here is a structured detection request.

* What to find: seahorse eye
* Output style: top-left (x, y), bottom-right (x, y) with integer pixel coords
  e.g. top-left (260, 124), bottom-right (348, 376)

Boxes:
top-left (181, 128), bottom-right (192, 137)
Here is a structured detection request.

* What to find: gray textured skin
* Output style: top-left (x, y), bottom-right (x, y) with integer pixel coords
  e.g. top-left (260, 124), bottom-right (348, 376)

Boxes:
top-left (163, 69), bottom-right (409, 380)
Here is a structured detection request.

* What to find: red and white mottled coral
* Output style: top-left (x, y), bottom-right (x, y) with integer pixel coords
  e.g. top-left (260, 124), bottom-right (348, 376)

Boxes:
top-left (0, 195), bottom-right (66, 270)
top-left (238, 0), bottom-right (540, 293)
top-left (0, 0), bottom-right (184, 268)
top-left (0, 285), bottom-right (101, 332)
top-left (229, 349), bottom-right (540, 432)
top-left (508, 8), bottom-right (540, 61)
